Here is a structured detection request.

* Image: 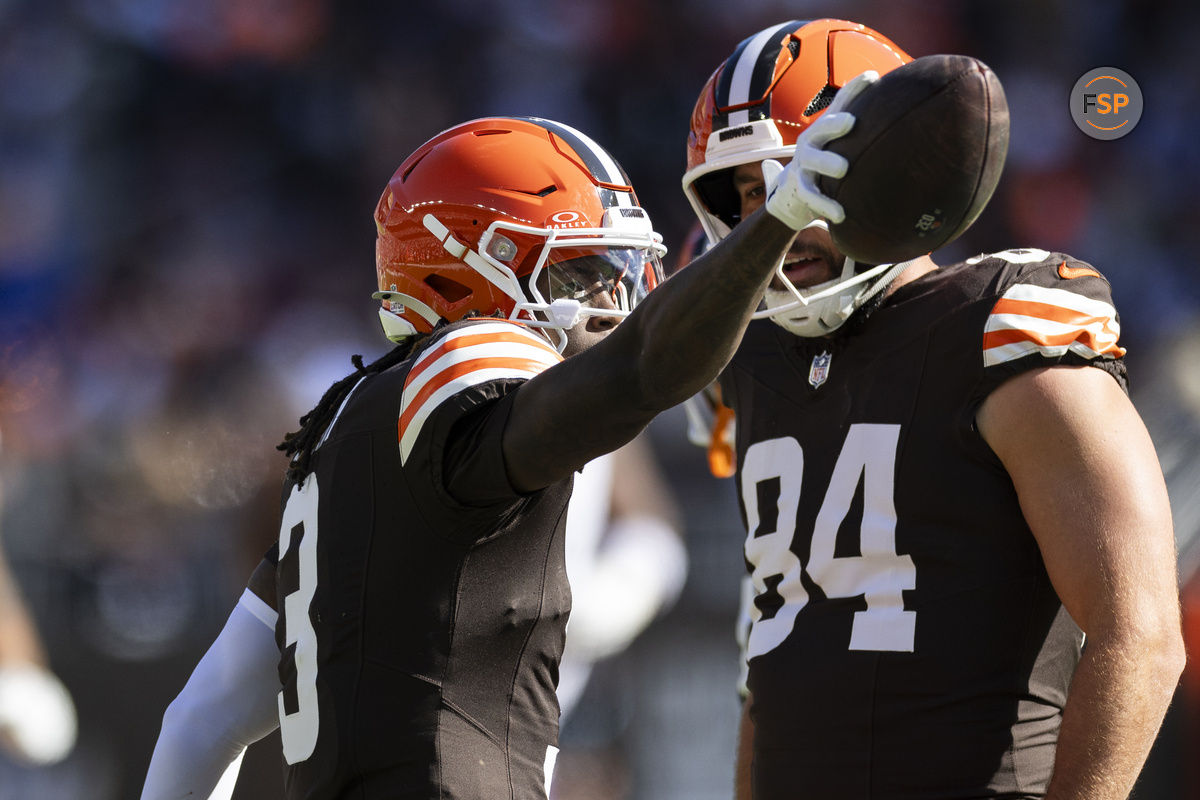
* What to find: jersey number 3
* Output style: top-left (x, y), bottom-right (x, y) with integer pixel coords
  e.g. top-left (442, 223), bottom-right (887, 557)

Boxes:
top-left (277, 474), bottom-right (321, 764)
top-left (742, 424), bottom-right (916, 658)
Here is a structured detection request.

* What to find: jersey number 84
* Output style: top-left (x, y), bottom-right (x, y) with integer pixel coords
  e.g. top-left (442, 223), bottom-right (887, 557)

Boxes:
top-left (742, 424), bottom-right (916, 658)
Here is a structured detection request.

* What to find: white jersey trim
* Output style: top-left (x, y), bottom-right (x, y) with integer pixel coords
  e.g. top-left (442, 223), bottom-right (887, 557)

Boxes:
top-left (983, 283), bottom-right (1123, 367)
top-left (237, 588), bottom-right (278, 628)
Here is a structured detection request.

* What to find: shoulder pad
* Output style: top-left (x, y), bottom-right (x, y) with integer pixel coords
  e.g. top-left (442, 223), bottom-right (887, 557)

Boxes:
top-left (399, 321), bottom-right (562, 463)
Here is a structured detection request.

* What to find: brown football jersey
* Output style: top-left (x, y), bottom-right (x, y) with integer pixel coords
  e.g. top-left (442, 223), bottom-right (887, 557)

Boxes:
top-left (722, 250), bottom-right (1126, 798)
top-left (273, 319), bottom-right (572, 800)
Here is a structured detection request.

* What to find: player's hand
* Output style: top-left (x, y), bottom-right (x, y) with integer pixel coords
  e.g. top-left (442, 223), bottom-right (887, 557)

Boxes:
top-left (763, 70), bottom-right (879, 230)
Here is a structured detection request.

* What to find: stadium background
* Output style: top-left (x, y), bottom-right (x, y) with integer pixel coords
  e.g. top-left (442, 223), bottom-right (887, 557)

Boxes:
top-left (1, 0), bottom-right (1198, 797)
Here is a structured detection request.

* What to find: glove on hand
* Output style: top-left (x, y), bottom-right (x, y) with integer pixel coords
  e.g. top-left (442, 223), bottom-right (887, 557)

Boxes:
top-left (0, 664), bottom-right (77, 765)
top-left (764, 70), bottom-right (880, 230)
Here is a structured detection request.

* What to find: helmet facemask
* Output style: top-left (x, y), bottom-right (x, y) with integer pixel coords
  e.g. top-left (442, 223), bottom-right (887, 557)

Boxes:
top-left (754, 221), bottom-right (907, 337)
top-left (498, 212), bottom-right (666, 352)
top-left (376, 210), bottom-right (665, 353)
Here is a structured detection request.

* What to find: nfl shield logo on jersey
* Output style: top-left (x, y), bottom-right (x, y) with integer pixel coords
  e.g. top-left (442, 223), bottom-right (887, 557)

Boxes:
top-left (808, 351), bottom-right (832, 388)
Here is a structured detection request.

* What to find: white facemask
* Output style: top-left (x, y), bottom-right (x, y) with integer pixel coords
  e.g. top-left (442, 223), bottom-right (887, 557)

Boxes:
top-left (760, 256), bottom-right (909, 337)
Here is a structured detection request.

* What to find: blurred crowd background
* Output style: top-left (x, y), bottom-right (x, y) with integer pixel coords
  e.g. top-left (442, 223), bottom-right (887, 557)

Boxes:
top-left (1, 0), bottom-right (1199, 797)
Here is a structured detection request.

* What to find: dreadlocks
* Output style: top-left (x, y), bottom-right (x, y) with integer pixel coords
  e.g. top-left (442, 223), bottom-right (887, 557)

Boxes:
top-left (277, 340), bottom-right (419, 483)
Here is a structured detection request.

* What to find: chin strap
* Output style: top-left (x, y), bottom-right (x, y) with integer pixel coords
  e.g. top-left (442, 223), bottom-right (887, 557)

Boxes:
top-left (764, 260), bottom-right (909, 337)
top-left (817, 261), bottom-right (908, 332)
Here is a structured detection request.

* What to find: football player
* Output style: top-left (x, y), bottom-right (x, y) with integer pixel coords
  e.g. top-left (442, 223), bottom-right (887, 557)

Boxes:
top-left (141, 108), bottom-right (860, 800)
top-left (682, 19), bottom-right (1185, 800)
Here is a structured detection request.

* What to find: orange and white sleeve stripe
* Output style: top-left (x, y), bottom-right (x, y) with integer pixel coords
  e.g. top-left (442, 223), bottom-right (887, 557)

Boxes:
top-left (398, 322), bottom-right (563, 464)
top-left (982, 283), bottom-right (1126, 368)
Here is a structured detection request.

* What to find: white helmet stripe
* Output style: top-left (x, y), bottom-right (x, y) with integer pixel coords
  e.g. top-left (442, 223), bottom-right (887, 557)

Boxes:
top-left (726, 21), bottom-right (799, 127)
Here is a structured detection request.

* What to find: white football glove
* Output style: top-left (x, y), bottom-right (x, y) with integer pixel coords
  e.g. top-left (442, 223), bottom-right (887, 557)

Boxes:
top-left (562, 515), bottom-right (687, 662)
top-left (763, 70), bottom-right (880, 230)
top-left (0, 664), bottom-right (77, 765)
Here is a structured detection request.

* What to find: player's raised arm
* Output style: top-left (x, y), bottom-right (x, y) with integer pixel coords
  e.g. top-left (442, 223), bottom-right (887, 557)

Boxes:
top-left (503, 204), bottom-right (793, 490)
top-left (503, 76), bottom-right (878, 492)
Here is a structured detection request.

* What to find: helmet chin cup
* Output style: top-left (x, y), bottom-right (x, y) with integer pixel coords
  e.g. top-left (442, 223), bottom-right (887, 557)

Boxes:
top-left (515, 298), bottom-right (634, 351)
top-left (377, 306), bottom-right (420, 342)
top-left (516, 297), bottom-right (633, 331)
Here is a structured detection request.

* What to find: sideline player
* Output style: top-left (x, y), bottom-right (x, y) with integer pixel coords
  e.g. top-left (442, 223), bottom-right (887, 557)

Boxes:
top-left (681, 19), bottom-right (1185, 800)
top-left (141, 105), bottom-right (865, 800)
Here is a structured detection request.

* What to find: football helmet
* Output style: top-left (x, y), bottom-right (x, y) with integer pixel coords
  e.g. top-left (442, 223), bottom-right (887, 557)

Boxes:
top-left (374, 116), bottom-right (666, 351)
top-left (682, 19), bottom-right (913, 337)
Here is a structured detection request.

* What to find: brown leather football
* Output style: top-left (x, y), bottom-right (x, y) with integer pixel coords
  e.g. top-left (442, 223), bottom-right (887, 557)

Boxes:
top-left (817, 54), bottom-right (1009, 265)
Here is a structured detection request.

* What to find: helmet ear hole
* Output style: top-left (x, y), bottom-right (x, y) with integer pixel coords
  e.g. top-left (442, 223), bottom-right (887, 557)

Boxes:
top-left (424, 273), bottom-right (473, 304)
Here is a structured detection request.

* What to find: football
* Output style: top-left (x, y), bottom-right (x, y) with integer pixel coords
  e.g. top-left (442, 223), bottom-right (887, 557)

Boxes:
top-left (816, 54), bottom-right (1009, 265)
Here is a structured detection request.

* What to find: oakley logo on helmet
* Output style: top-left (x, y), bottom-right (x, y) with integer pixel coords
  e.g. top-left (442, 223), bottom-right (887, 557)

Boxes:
top-left (549, 210), bottom-right (586, 228)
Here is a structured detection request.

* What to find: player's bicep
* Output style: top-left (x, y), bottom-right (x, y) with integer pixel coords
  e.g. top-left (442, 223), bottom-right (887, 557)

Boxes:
top-left (976, 365), bottom-right (1177, 635)
top-left (504, 336), bottom-right (647, 493)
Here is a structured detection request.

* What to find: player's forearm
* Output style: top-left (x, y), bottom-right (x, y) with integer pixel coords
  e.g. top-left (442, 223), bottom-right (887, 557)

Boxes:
top-left (503, 208), bottom-right (796, 490)
top-left (626, 206), bottom-right (794, 409)
top-left (1043, 626), bottom-right (1183, 800)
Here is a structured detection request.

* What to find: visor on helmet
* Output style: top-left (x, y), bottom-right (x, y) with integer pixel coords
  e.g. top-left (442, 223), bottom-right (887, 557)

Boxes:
top-left (472, 217), bottom-right (666, 350)
top-left (539, 246), bottom-right (662, 313)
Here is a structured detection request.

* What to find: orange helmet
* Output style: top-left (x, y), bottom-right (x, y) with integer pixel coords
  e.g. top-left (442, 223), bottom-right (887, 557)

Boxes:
top-left (682, 19), bottom-right (911, 244)
top-left (374, 117), bottom-right (666, 349)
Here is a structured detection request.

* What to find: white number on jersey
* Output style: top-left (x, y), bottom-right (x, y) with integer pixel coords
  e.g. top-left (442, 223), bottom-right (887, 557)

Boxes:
top-left (277, 474), bottom-right (321, 764)
top-left (741, 424), bottom-right (916, 659)
top-left (742, 436), bottom-right (807, 656)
